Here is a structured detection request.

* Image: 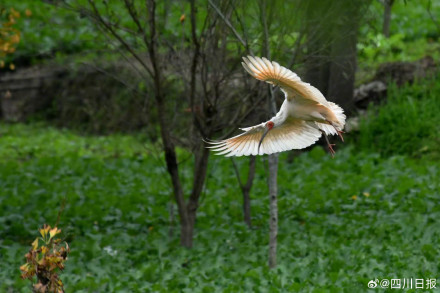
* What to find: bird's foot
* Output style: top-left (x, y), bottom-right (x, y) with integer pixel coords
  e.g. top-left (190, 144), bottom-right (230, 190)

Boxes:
top-left (327, 143), bottom-right (336, 158)
top-left (327, 121), bottom-right (345, 142)
top-left (321, 130), bottom-right (337, 158)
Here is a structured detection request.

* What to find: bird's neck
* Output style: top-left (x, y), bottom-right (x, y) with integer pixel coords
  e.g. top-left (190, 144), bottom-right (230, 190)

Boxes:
top-left (271, 111), bottom-right (288, 127)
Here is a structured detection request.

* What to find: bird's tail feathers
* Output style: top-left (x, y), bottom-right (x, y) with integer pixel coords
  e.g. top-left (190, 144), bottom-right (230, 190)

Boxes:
top-left (315, 102), bottom-right (346, 135)
top-left (327, 101), bottom-right (346, 130)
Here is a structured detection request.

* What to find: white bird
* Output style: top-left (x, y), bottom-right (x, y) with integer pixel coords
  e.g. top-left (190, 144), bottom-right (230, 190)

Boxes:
top-left (207, 56), bottom-right (346, 157)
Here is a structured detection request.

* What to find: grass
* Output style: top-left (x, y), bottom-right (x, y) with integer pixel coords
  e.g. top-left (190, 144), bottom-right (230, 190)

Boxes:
top-left (356, 76), bottom-right (440, 158)
top-left (0, 122), bottom-right (439, 292)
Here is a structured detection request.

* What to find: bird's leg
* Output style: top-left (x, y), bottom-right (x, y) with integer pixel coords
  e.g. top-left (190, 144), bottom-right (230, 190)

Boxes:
top-left (336, 130), bottom-right (344, 142)
top-left (327, 121), bottom-right (344, 142)
top-left (321, 131), bottom-right (336, 157)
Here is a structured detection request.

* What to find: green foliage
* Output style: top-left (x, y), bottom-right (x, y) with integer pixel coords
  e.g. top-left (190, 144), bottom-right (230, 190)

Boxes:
top-left (356, 32), bottom-right (440, 83)
top-left (358, 32), bottom-right (440, 65)
top-left (2, 0), bottom-right (106, 65)
top-left (0, 7), bottom-right (24, 70)
top-left (356, 0), bottom-right (440, 83)
top-left (362, 0), bottom-right (440, 41)
top-left (4, 0), bottom-right (438, 83)
top-left (356, 76), bottom-right (440, 157)
top-left (0, 123), bottom-right (439, 292)
top-left (388, 0), bottom-right (440, 40)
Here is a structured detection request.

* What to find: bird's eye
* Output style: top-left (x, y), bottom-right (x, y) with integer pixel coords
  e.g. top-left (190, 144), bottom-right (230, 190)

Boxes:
top-left (267, 121), bottom-right (274, 129)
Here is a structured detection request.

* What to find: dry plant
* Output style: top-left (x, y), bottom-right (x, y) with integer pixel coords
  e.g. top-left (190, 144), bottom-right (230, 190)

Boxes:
top-left (20, 225), bottom-right (69, 293)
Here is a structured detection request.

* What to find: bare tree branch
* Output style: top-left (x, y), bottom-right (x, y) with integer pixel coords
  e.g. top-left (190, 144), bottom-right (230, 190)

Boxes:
top-left (79, 61), bottom-right (143, 96)
top-left (426, 0), bottom-right (440, 34)
top-left (86, 0), bottom-right (154, 78)
top-left (208, 0), bottom-right (253, 54)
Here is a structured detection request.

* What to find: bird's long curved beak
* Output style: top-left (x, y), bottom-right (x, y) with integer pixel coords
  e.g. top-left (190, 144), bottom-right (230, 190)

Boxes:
top-left (258, 128), bottom-right (270, 155)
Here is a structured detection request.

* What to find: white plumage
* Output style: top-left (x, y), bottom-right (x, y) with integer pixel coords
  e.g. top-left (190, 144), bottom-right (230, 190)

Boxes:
top-left (207, 56), bottom-right (346, 157)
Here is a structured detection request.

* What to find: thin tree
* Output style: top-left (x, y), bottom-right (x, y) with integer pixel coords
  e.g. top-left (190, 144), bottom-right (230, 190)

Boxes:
top-left (59, 0), bottom-right (261, 248)
top-left (382, 0), bottom-right (395, 38)
top-left (231, 157), bottom-right (256, 228)
top-left (259, 0), bottom-right (279, 269)
top-left (210, 0), bottom-right (306, 268)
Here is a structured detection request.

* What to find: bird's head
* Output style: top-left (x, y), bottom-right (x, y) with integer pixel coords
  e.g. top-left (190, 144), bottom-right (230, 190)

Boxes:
top-left (258, 121), bottom-right (274, 154)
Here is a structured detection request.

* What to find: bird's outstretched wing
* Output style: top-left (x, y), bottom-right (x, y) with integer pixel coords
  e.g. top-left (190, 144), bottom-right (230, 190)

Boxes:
top-left (242, 56), bottom-right (329, 105)
top-left (207, 118), bottom-right (322, 157)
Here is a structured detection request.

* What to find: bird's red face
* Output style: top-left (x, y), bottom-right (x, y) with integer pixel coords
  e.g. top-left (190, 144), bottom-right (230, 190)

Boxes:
top-left (258, 121), bottom-right (274, 154)
top-left (266, 121), bottom-right (274, 130)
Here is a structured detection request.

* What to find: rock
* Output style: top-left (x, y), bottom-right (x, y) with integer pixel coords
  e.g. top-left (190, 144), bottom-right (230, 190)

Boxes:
top-left (344, 116), bottom-right (360, 133)
top-left (374, 56), bottom-right (437, 86)
top-left (354, 80), bottom-right (387, 109)
top-left (353, 56), bottom-right (438, 109)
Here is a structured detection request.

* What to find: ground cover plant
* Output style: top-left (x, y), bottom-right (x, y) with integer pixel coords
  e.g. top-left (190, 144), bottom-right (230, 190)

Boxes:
top-left (1, 93), bottom-right (439, 292)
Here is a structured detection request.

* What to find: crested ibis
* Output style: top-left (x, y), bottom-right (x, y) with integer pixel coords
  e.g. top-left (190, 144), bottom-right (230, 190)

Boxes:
top-left (207, 56), bottom-right (346, 157)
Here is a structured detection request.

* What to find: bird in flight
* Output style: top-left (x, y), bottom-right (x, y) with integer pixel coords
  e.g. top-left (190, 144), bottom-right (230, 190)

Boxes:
top-left (207, 56), bottom-right (346, 157)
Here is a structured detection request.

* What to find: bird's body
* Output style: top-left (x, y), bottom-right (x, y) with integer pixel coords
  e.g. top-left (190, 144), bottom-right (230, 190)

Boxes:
top-left (208, 56), bottom-right (346, 157)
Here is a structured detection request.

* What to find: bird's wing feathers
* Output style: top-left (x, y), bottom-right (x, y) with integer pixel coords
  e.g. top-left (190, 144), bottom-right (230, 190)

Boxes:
top-left (242, 56), bottom-right (329, 105)
top-left (207, 118), bottom-right (322, 157)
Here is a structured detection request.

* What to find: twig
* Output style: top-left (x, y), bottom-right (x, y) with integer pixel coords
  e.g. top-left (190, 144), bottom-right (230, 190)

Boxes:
top-left (54, 196), bottom-right (67, 228)
top-left (231, 158), bottom-right (244, 190)
top-left (426, 1), bottom-right (440, 34)
top-left (207, 0), bottom-right (253, 55)
top-left (86, 0), bottom-right (154, 78)
top-left (80, 61), bottom-right (143, 96)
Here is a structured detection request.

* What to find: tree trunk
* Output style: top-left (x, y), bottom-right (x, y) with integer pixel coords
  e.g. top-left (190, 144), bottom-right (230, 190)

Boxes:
top-left (383, 0), bottom-right (394, 38)
top-left (180, 146), bottom-right (210, 248)
top-left (145, 0), bottom-right (194, 247)
top-left (268, 153), bottom-right (279, 268)
top-left (304, 0), bottom-right (369, 115)
top-left (173, 0), bottom-right (210, 249)
top-left (242, 156), bottom-right (256, 227)
top-left (326, 1), bottom-right (363, 115)
top-left (243, 189), bottom-right (252, 227)
top-left (168, 202), bottom-right (175, 238)
top-left (180, 216), bottom-right (195, 248)
top-left (232, 156), bottom-right (257, 228)
top-left (327, 18), bottom-right (358, 114)
top-left (303, 0), bottom-right (332, 94)
top-left (260, 0), bottom-right (279, 267)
